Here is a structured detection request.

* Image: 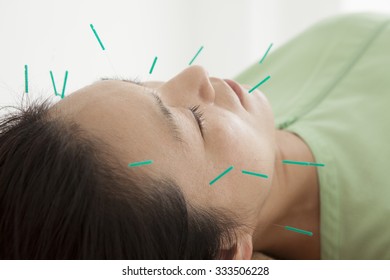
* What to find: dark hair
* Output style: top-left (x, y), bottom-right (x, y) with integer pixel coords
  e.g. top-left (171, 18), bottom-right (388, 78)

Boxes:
top-left (0, 97), bottom-right (243, 259)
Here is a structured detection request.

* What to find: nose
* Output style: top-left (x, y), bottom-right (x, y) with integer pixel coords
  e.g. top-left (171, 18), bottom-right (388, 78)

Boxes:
top-left (161, 65), bottom-right (215, 104)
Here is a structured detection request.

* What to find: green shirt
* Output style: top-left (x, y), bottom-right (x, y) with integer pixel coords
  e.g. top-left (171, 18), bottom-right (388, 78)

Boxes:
top-left (235, 13), bottom-right (390, 260)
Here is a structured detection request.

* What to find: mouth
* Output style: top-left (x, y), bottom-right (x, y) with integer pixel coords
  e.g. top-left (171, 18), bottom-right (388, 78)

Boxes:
top-left (223, 79), bottom-right (246, 106)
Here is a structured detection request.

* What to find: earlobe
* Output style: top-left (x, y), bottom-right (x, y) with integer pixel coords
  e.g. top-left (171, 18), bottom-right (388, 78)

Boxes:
top-left (234, 233), bottom-right (253, 260)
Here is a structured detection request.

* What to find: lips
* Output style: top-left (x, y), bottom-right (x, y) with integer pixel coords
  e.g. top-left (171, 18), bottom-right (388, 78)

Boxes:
top-left (223, 79), bottom-right (245, 106)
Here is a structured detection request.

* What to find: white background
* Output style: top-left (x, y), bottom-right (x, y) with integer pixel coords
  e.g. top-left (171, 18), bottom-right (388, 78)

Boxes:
top-left (1, 0), bottom-right (390, 108)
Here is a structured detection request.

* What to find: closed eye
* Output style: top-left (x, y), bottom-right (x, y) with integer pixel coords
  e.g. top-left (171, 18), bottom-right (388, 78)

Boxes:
top-left (189, 105), bottom-right (205, 138)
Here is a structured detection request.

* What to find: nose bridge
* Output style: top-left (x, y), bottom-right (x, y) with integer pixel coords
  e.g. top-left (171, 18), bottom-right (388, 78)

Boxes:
top-left (186, 65), bottom-right (209, 81)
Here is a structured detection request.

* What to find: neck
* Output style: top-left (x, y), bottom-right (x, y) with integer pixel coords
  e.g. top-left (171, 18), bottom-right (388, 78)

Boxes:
top-left (252, 129), bottom-right (321, 259)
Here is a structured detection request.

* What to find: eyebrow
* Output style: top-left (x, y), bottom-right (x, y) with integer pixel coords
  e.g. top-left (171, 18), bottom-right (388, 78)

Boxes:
top-left (100, 77), bottom-right (185, 145)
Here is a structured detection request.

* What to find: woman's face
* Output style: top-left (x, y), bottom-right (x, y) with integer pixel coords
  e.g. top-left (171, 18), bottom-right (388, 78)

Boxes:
top-left (53, 65), bottom-right (276, 225)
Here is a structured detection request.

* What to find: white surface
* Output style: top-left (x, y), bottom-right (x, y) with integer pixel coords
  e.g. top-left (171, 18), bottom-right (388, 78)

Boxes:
top-left (0, 0), bottom-right (388, 109)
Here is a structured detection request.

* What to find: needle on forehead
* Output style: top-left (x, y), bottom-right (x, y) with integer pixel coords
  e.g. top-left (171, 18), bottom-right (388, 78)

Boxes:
top-left (90, 24), bottom-right (105, 51)
top-left (149, 56), bottom-right (158, 74)
top-left (24, 65), bottom-right (28, 94)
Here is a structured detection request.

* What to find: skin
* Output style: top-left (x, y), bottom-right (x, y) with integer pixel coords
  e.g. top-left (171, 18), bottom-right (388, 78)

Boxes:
top-left (49, 65), bottom-right (320, 259)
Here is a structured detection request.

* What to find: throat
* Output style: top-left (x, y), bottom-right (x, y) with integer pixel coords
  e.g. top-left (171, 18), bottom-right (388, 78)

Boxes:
top-left (253, 129), bottom-right (321, 259)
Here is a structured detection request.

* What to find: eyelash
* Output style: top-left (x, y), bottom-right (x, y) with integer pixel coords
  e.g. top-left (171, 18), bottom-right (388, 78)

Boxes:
top-left (189, 105), bottom-right (205, 135)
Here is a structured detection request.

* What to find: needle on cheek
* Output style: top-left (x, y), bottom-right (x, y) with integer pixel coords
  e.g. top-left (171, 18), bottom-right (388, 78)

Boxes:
top-left (209, 166), bottom-right (234, 186)
top-left (128, 160), bottom-right (154, 167)
top-left (241, 169), bottom-right (269, 179)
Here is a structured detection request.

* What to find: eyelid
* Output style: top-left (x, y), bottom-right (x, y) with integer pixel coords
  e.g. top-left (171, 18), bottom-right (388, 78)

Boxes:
top-left (189, 105), bottom-right (205, 138)
top-left (135, 84), bottom-right (205, 142)
top-left (149, 88), bottom-right (204, 135)
top-left (125, 79), bottom-right (205, 140)
top-left (149, 90), bottom-right (185, 144)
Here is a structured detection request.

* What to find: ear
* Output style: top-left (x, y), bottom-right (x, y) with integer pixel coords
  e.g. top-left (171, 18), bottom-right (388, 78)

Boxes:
top-left (233, 232), bottom-right (253, 260)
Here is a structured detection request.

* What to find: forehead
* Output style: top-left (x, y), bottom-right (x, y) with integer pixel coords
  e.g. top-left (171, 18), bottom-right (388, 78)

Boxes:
top-left (52, 80), bottom-right (145, 114)
top-left (50, 80), bottom-right (175, 164)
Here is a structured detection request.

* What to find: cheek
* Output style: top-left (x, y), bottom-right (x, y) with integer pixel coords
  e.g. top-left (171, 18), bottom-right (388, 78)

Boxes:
top-left (207, 114), bottom-right (257, 159)
top-left (206, 111), bottom-right (275, 174)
